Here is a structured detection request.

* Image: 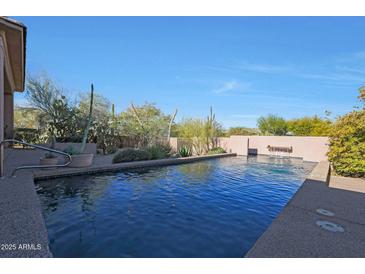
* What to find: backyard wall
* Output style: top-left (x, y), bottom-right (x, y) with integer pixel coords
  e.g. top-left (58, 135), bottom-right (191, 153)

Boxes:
top-left (170, 136), bottom-right (329, 162)
top-left (246, 136), bottom-right (329, 162)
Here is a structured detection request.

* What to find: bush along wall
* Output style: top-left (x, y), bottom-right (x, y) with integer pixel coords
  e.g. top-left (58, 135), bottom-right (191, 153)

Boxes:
top-left (328, 110), bottom-right (365, 177)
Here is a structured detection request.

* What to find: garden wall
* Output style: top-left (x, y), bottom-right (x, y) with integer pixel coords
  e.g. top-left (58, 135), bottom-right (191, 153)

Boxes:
top-left (170, 136), bottom-right (329, 162)
top-left (246, 136), bottom-right (329, 162)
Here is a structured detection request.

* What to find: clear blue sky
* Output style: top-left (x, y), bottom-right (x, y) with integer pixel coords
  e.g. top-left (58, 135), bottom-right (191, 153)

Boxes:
top-left (14, 16), bottom-right (365, 128)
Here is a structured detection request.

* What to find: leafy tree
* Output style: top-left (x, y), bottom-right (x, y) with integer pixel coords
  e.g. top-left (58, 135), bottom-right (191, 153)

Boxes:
top-left (257, 114), bottom-right (288, 136)
top-left (328, 86), bottom-right (365, 177)
top-left (287, 116), bottom-right (332, 136)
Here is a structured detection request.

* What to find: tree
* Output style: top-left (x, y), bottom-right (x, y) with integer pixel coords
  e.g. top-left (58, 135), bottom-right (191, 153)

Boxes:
top-left (176, 118), bottom-right (207, 155)
top-left (257, 114), bottom-right (288, 136)
top-left (79, 92), bottom-right (111, 122)
top-left (359, 84), bottom-right (365, 104)
top-left (118, 103), bottom-right (171, 147)
top-left (287, 116), bottom-right (332, 136)
top-left (26, 74), bottom-right (83, 142)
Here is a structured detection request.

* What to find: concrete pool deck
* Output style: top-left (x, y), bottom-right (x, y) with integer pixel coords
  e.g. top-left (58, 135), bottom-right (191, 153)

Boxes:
top-left (1, 148), bottom-right (365, 258)
top-left (246, 161), bottom-right (365, 258)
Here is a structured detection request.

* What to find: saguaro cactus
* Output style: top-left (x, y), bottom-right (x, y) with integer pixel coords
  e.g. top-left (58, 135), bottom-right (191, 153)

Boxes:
top-left (206, 106), bottom-right (216, 151)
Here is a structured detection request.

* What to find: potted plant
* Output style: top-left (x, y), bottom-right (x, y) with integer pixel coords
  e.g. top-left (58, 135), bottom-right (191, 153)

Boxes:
top-left (40, 136), bottom-right (58, 165)
top-left (64, 84), bottom-right (95, 168)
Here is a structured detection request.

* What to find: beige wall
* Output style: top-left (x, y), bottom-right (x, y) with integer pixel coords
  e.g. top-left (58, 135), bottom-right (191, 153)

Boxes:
top-left (225, 136), bottom-right (249, 156)
top-left (247, 136), bottom-right (329, 162)
top-left (171, 136), bottom-right (329, 162)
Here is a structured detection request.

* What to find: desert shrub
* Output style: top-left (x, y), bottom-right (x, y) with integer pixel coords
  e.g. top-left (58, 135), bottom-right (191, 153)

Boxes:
top-left (105, 145), bottom-right (118, 155)
top-left (207, 147), bottom-right (226, 155)
top-left (14, 128), bottom-right (42, 144)
top-left (112, 148), bottom-right (151, 163)
top-left (328, 110), bottom-right (365, 177)
top-left (146, 143), bottom-right (172, 160)
top-left (178, 146), bottom-right (192, 157)
top-left (63, 145), bottom-right (82, 155)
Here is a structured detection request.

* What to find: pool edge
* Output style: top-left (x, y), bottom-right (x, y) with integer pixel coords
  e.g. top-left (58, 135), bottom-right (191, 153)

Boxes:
top-left (33, 153), bottom-right (237, 181)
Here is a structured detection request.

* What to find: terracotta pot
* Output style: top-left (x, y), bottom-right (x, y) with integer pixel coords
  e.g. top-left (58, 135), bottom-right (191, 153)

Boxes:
top-left (39, 157), bottom-right (59, 166)
top-left (68, 153), bottom-right (94, 168)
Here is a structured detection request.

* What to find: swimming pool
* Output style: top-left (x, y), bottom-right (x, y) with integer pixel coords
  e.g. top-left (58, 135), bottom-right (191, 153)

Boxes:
top-left (36, 155), bottom-right (316, 258)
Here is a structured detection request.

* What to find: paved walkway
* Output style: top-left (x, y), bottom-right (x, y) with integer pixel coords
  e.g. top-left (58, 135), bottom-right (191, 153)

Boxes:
top-left (246, 162), bottom-right (365, 258)
top-left (330, 175), bottom-right (365, 193)
top-left (0, 149), bottom-right (52, 257)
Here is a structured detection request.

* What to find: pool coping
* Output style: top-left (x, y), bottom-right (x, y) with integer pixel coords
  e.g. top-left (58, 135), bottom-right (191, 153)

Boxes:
top-left (33, 153), bottom-right (237, 181)
top-left (245, 161), bottom-right (332, 258)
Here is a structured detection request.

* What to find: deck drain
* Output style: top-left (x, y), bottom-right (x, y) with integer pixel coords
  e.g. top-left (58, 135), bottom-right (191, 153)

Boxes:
top-left (316, 208), bottom-right (335, 217)
top-left (316, 220), bottom-right (345, 233)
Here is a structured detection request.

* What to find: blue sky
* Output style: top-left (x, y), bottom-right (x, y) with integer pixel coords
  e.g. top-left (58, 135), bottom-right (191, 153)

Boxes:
top-left (14, 16), bottom-right (365, 128)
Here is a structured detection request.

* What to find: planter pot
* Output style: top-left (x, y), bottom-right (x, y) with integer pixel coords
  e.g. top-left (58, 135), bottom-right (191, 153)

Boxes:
top-left (68, 153), bottom-right (94, 168)
top-left (40, 157), bottom-right (59, 166)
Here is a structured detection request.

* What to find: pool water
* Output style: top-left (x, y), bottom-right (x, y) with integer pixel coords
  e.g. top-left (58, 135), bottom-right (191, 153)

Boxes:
top-left (36, 155), bottom-right (316, 258)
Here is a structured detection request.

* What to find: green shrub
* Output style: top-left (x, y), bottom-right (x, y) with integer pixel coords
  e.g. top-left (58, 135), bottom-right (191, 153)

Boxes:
top-left (105, 145), bottom-right (118, 155)
top-left (178, 146), bottom-right (192, 157)
top-left (112, 148), bottom-right (151, 163)
top-left (146, 143), bottom-right (172, 160)
top-left (207, 147), bottom-right (226, 155)
top-left (14, 128), bottom-right (42, 145)
top-left (328, 110), bottom-right (365, 177)
top-left (63, 145), bottom-right (81, 155)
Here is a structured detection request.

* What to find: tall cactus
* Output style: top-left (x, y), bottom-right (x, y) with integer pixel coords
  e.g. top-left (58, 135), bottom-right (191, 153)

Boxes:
top-left (80, 84), bottom-right (94, 153)
top-left (111, 103), bottom-right (115, 119)
top-left (206, 106), bottom-right (216, 151)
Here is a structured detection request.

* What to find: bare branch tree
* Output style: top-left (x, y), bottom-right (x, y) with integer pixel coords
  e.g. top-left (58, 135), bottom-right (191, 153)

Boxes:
top-left (167, 109), bottom-right (178, 142)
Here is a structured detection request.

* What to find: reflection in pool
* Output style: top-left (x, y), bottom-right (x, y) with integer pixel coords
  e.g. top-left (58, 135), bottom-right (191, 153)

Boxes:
top-left (36, 155), bottom-right (316, 258)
